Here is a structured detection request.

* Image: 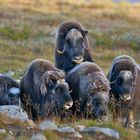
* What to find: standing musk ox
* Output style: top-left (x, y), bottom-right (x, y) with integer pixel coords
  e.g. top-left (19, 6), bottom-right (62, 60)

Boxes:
top-left (66, 62), bottom-right (110, 120)
top-left (0, 75), bottom-right (20, 105)
top-left (55, 21), bottom-right (94, 72)
top-left (108, 55), bottom-right (140, 128)
top-left (20, 59), bottom-right (73, 120)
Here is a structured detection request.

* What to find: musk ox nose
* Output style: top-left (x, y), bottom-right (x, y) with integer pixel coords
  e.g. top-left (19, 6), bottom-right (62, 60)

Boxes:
top-left (64, 101), bottom-right (73, 110)
top-left (73, 56), bottom-right (84, 64)
top-left (74, 56), bottom-right (83, 60)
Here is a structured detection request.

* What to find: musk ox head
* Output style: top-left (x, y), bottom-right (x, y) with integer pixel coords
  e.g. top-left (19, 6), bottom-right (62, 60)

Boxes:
top-left (110, 70), bottom-right (135, 101)
top-left (0, 87), bottom-right (20, 106)
top-left (40, 71), bottom-right (73, 116)
top-left (0, 75), bottom-right (20, 106)
top-left (86, 72), bottom-right (110, 120)
top-left (57, 29), bottom-right (88, 64)
top-left (108, 55), bottom-right (137, 102)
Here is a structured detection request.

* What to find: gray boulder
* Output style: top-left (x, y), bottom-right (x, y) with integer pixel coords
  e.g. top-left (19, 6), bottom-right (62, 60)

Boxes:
top-left (31, 133), bottom-right (47, 140)
top-left (80, 127), bottom-right (119, 139)
top-left (56, 126), bottom-right (82, 138)
top-left (0, 105), bottom-right (29, 121)
top-left (0, 129), bottom-right (6, 134)
top-left (38, 120), bottom-right (58, 131)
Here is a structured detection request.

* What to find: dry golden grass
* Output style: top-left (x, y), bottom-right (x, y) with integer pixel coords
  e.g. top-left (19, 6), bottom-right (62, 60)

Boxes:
top-left (0, 0), bottom-right (140, 139)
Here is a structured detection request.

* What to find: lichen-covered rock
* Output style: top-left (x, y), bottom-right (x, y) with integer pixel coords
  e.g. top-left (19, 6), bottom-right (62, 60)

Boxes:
top-left (0, 129), bottom-right (6, 134)
top-left (56, 126), bottom-right (82, 138)
top-left (4, 71), bottom-right (15, 77)
top-left (30, 133), bottom-right (47, 140)
top-left (56, 126), bottom-right (75, 133)
top-left (80, 127), bottom-right (120, 139)
top-left (38, 120), bottom-right (57, 131)
top-left (4, 135), bottom-right (15, 140)
top-left (0, 105), bottom-right (29, 121)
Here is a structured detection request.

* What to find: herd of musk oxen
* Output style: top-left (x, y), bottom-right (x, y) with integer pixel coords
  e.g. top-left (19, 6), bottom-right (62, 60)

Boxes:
top-left (0, 20), bottom-right (140, 128)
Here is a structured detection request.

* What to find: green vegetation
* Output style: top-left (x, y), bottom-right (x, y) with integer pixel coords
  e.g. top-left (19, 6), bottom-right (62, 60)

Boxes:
top-left (0, 25), bottom-right (31, 41)
top-left (0, 0), bottom-right (140, 139)
top-left (73, 119), bottom-right (140, 140)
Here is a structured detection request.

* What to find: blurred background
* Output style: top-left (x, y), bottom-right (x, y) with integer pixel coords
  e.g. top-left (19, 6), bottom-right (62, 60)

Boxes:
top-left (0, 0), bottom-right (140, 78)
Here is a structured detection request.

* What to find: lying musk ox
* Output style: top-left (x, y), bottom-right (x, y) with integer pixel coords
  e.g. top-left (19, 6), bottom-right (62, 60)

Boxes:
top-left (108, 55), bottom-right (140, 128)
top-left (20, 59), bottom-right (73, 120)
top-left (66, 62), bottom-right (110, 120)
top-left (55, 21), bottom-right (94, 72)
top-left (0, 75), bottom-right (20, 105)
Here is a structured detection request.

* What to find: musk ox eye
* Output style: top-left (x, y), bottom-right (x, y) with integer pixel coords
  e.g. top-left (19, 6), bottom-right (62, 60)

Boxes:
top-left (48, 79), bottom-right (56, 87)
top-left (55, 86), bottom-right (63, 94)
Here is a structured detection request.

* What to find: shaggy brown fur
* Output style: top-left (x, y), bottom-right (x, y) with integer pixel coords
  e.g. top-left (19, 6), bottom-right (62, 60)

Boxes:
top-left (0, 75), bottom-right (20, 105)
top-left (55, 20), bottom-right (93, 72)
top-left (66, 62), bottom-right (110, 120)
top-left (108, 55), bottom-right (140, 128)
top-left (20, 59), bottom-right (73, 120)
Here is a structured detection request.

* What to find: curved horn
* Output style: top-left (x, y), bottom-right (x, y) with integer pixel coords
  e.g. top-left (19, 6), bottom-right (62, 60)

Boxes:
top-left (110, 80), bottom-right (117, 85)
top-left (57, 46), bottom-right (65, 54)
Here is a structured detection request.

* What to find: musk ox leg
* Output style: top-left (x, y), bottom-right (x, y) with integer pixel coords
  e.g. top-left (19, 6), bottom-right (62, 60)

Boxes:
top-left (124, 110), bottom-right (134, 128)
top-left (112, 107), bottom-right (120, 122)
top-left (20, 93), bottom-right (33, 119)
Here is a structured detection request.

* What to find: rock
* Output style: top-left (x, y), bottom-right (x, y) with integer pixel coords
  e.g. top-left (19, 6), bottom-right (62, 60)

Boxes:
top-left (0, 129), bottom-right (6, 134)
top-left (0, 105), bottom-right (29, 121)
top-left (38, 120), bottom-right (57, 131)
top-left (69, 132), bottom-right (82, 139)
top-left (31, 133), bottom-right (47, 140)
top-left (4, 71), bottom-right (15, 77)
top-left (57, 126), bottom-right (82, 138)
top-left (56, 126), bottom-right (75, 133)
top-left (4, 135), bottom-right (15, 140)
top-left (74, 125), bottom-right (86, 131)
top-left (80, 127), bottom-right (120, 139)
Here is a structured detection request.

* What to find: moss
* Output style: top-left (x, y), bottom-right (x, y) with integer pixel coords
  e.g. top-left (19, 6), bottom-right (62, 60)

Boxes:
top-left (0, 25), bottom-right (31, 41)
top-left (43, 131), bottom-right (61, 140)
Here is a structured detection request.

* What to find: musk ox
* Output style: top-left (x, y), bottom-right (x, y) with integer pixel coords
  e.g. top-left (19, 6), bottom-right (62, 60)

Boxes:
top-left (0, 75), bottom-right (20, 105)
top-left (66, 62), bottom-right (110, 120)
top-left (20, 59), bottom-right (73, 120)
top-left (55, 21), bottom-right (94, 72)
top-left (108, 55), bottom-right (140, 128)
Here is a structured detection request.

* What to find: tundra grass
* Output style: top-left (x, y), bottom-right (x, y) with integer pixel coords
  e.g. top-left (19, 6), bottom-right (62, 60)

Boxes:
top-left (0, 0), bottom-right (140, 139)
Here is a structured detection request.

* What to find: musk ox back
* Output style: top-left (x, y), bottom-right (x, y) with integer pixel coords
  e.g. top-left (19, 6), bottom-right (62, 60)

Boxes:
top-left (55, 20), bottom-right (93, 72)
top-left (66, 62), bottom-right (110, 120)
top-left (0, 75), bottom-right (20, 105)
top-left (108, 55), bottom-right (140, 128)
top-left (20, 59), bottom-right (73, 120)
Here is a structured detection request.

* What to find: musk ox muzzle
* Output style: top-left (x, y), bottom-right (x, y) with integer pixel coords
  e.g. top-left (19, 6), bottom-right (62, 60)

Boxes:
top-left (87, 91), bottom-right (109, 121)
top-left (110, 70), bottom-right (134, 102)
top-left (72, 55), bottom-right (84, 64)
top-left (54, 79), bottom-right (73, 110)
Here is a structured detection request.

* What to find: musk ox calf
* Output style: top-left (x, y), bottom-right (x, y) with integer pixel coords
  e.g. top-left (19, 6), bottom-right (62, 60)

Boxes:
top-left (20, 59), bottom-right (73, 120)
top-left (66, 62), bottom-right (110, 120)
top-left (108, 55), bottom-right (140, 128)
top-left (0, 75), bottom-right (20, 105)
top-left (55, 20), bottom-right (94, 72)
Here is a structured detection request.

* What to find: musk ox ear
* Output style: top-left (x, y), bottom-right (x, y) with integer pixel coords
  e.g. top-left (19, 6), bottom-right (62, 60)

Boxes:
top-left (81, 30), bottom-right (88, 36)
top-left (40, 83), bottom-right (47, 96)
